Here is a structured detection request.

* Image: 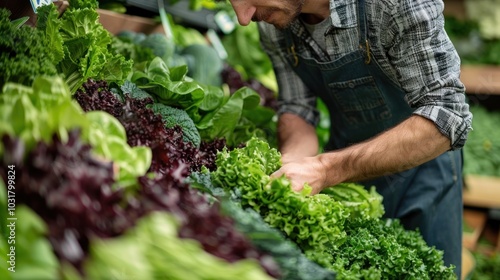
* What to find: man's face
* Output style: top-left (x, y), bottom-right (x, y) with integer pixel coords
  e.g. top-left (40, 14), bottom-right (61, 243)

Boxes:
top-left (229, 0), bottom-right (304, 29)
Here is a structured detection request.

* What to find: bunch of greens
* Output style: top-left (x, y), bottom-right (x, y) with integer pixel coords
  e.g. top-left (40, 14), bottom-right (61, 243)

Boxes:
top-left (463, 105), bottom-right (500, 176)
top-left (130, 57), bottom-right (273, 147)
top-left (472, 252), bottom-right (500, 280)
top-left (84, 211), bottom-right (274, 280)
top-left (36, 0), bottom-right (132, 93)
top-left (332, 218), bottom-right (455, 280)
top-left (320, 183), bottom-right (384, 220)
top-left (0, 204), bottom-right (60, 280)
top-left (0, 76), bottom-right (151, 187)
top-left (0, 131), bottom-right (132, 272)
top-left (74, 79), bottom-right (196, 178)
top-left (150, 103), bottom-right (201, 147)
top-left (97, 0), bottom-right (127, 14)
top-left (0, 9), bottom-right (59, 89)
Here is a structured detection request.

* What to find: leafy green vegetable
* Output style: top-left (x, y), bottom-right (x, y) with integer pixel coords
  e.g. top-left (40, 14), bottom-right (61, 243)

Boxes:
top-left (0, 76), bottom-right (151, 187)
top-left (150, 103), bottom-right (201, 147)
top-left (120, 80), bottom-right (153, 100)
top-left (84, 211), bottom-right (274, 280)
top-left (463, 105), bottom-right (500, 176)
top-left (131, 57), bottom-right (205, 121)
top-left (169, 17), bottom-right (208, 47)
top-left (197, 87), bottom-right (261, 146)
top-left (181, 44), bottom-right (224, 86)
top-left (111, 36), bottom-right (156, 66)
top-left (130, 57), bottom-right (270, 147)
top-left (139, 33), bottom-right (176, 63)
top-left (331, 218), bottom-right (455, 280)
top-left (321, 183), bottom-right (384, 220)
top-left (220, 200), bottom-right (337, 280)
top-left (472, 252), bottom-right (500, 280)
top-left (0, 206), bottom-right (60, 280)
top-left (0, 76), bottom-right (88, 154)
top-left (316, 98), bottom-right (331, 152)
top-left (36, 2), bottom-right (133, 93)
top-left (86, 111), bottom-right (152, 187)
top-left (116, 30), bottom-right (147, 45)
top-left (0, 8), bottom-right (60, 89)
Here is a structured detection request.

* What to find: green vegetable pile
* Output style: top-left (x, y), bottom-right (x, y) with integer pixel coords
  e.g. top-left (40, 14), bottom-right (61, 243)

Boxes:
top-left (209, 138), bottom-right (457, 279)
top-left (0, 9), bottom-right (58, 88)
top-left (471, 251), bottom-right (500, 280)
top-left (463, 105), bottom-right (500, 176)
top-left (38, 1), bottom-right (132, 93)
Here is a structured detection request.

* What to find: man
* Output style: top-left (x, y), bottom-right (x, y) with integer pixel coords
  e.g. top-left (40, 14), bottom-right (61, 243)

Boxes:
top-left (228, 0), bottom-right (472, 277)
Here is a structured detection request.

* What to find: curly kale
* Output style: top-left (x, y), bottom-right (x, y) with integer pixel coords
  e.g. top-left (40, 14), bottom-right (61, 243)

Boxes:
top-left (0, 8), bottom-right (60, 89)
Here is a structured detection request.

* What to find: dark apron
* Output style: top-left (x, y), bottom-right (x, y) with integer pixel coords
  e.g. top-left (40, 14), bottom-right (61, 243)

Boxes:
top-left (278, 0), bottom-right (462, 276)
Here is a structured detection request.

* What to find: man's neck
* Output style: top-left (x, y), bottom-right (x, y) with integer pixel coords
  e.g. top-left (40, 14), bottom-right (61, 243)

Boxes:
top-left (301, 13), bottom-right (328, 24)
top-left (300, 0), bottom-right (330, 24)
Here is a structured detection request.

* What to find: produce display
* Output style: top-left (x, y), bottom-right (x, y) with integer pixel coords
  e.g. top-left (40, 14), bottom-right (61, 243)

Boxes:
top-left (1, 1), bottom-right (458, 279)
top-left (463, 105), bottom-right (500, 177)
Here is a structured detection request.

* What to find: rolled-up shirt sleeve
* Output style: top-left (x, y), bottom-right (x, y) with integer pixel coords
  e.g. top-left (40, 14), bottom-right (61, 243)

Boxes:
top-left (258, 23), bottom-right (320, 127)
top-left (388, 0), bottom-right (472, 150)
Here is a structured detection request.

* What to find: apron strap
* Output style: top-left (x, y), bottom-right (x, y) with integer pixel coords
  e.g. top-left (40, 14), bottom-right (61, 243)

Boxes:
top-left (357, 0), bottom-right (372, 64)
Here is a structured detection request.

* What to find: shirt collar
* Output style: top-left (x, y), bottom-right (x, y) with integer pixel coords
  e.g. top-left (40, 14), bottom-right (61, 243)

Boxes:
top-left (329, 0), bottom-right (358, 28)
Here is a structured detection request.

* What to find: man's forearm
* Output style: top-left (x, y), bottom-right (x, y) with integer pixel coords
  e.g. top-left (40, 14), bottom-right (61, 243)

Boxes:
top-left (278, 113), bottom-right (319, 163)
top-left (319, 115), bottom-right (451, 186)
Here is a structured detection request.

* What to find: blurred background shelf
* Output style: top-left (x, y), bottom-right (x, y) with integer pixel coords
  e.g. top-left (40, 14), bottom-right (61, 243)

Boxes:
top-left (461, 65), bottom-right (500, 95)
top-left (444, 0), bottom-right (500, 96)
top-left (464, 175), bottom-right (500, 209)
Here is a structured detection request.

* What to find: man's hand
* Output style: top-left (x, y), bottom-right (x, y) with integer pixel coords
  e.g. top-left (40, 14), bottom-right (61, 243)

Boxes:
top-left (271, 156), bottom-right (328, 195)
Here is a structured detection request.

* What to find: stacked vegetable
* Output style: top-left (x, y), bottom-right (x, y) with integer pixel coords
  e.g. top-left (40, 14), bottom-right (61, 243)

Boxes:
top-left (205, 139), bottom-right (456, 280)
top-left (1, 1), bottom-right (457, 279)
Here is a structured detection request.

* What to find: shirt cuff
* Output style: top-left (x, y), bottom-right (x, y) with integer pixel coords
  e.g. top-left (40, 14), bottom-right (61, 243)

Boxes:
top-left (277, 103), bottom-right (320, 127)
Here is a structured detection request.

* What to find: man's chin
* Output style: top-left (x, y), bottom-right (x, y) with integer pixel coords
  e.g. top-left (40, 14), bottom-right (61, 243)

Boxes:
top-left (273, 18), bottom-right (295, 30)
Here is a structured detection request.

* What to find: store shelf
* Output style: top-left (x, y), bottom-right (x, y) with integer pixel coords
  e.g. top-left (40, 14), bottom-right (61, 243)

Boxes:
top-left (463, 175), bottom-right (500, 208)
top-left (461, 247), bottom-right (476, 280)
top-left (443, 0), bottom-right (467, 20)
top-left (461, 65), bottom-right (500, 95)
top-left (463, 208), bottom-right (488, 250)
top-left (97, 9), bottom-right (164, 35)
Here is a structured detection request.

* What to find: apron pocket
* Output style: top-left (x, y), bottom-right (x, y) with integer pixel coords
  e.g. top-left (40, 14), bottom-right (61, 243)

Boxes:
top-left (329, 76), bottom-right (392, 126)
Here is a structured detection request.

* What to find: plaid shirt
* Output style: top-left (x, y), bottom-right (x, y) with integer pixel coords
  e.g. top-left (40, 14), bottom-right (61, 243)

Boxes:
top-left (258, 0), bottom-right (473, 150)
